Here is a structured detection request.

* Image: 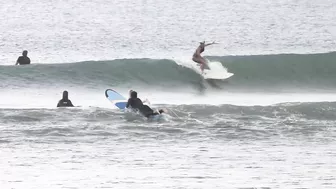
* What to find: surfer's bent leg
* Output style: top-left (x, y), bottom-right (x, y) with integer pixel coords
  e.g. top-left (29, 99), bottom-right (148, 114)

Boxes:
top-left (192, 56), bottom-right (206, 72)
top-left (139, 105), bottom-right (164, 118)
top-left (198, 58), bottom-right (207, 72)
top-left (200, 63), bottom-right (205, 71)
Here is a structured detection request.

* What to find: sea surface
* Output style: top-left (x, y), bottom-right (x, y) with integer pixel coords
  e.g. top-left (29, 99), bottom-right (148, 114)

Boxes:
top-left (0, 0), bottom-right (336, 188)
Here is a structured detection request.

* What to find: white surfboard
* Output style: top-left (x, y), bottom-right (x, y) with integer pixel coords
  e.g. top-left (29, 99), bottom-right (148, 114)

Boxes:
top-left (175, 59), bottom-right (234, 80)
top-left (104, 89), bottom-right (165, 120)
top-left (202, 66), bottom-right (234, 79)
top-left (192, 62), bottom-right (234, 80)
top-left (105, 89), bottom-right (151, 109)
top-left (105, 89), bottom-right (127, 109)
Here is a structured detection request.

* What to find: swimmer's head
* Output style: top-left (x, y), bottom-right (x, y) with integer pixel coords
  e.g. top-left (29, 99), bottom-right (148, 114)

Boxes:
top-left (130, 91), bottom-right (137, 98)
top-left (129, 90), bottom-right (134, 97)
top-left (22, 50), bottom-right (28, 56)
top-left (62, 90), bottom-right (69, 100)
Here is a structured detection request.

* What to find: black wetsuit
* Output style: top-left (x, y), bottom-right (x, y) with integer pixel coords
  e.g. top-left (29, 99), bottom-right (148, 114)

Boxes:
top-left (126, 91), bottom-right (162, 118)
top-left (139, 105), bottom-right (161, 118)
top-left (126, 97), bottom-right (143, 110)
top-left (57, 91), bottom-right (74, 107)
top-left (16, 56), bottom-right (30, 65)
top-left (57, 99), bottom-right (74, 107)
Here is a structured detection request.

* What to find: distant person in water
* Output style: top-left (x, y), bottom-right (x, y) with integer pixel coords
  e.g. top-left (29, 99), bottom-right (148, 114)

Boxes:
top-left (126, 90), bottom-right (163, 118)
top-left (57, 91), bottom-right (74, 107)
top-left (192, 41), bottom-right (216, 72)
top-left (15, 50), bottom-right (31, 65)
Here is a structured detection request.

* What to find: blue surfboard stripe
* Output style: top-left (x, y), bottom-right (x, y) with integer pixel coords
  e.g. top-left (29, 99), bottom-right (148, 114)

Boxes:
top-left (115, 102), bottom-right (127, 109)
top-left (104, 88), bottom-right (165, 120)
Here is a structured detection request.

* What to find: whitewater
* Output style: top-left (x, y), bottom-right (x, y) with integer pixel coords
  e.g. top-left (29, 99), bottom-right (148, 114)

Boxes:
top-left (1, 0), bottom-right (336, 189)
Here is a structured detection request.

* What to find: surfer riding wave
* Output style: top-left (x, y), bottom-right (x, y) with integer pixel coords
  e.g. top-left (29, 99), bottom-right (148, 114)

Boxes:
top-left (192, 41), bottom-right (217, 72)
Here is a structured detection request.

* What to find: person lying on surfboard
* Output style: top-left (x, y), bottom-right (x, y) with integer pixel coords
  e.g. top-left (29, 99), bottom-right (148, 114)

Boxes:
top-left (126, 91), bottom-right (164, 118)
top-left (192, 41), bottom-right (217, 73)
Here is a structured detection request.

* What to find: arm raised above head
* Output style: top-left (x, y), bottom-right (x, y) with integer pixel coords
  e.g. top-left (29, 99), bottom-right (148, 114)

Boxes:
top-left (204, 41), bottom-right (217, 47)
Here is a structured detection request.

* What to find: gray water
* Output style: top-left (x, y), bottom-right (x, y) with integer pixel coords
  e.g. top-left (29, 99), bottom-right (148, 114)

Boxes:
top-left (1, 0), bottom-right (336, 188)
top-left (0, 0), bottom-right (335, 64)
top-left (1, 105), bottom-right (336, 189)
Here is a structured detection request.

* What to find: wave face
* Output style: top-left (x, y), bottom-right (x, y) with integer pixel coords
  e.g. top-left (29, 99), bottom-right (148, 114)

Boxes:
top-left (1, 52), bottom-right (336, 92)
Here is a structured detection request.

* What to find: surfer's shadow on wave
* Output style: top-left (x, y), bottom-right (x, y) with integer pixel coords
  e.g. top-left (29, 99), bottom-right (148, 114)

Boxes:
top-left (194, 79), bottom-right (230, 93)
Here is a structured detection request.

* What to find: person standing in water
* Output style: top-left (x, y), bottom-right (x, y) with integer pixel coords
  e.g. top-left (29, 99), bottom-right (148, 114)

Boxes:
top-left (57, 91), bottom-right (74, 107)
top-left (192, 41), bottom-right (216, 72)
top-left (15, 50), bottom-right (31, 65)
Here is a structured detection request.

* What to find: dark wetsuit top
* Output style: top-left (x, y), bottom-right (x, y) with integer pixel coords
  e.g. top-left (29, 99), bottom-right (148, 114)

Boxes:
top-left (126, 97), bottom-right (159, 118)
top-left (57, 99), bottom-right (74, 107)
top-left (17, 56), bottom-right (31, 65)
top-left (126, 97), bottom-right (143, 109)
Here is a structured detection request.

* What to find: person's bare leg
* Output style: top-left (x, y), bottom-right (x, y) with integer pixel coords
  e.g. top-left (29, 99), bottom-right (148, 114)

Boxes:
top-left (200, 62), bottom-right (205, 72)
top-left (193, 56), bottom-right (207, 73)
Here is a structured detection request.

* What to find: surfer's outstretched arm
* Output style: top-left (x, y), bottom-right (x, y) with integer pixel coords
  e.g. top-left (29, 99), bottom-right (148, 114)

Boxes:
top-left (204, 41), bottom-right (217, 47)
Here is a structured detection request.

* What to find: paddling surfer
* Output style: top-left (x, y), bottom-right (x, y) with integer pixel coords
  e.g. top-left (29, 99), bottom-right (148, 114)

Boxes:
top-left (126, 90), bottom-right (164, 118)
top-left (192, 41), bottom-right (216, 72)
top-left (15, 50), bottom-right (31, 65)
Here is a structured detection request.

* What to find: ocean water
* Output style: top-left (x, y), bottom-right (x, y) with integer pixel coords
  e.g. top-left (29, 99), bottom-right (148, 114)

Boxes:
top-left (1, 0), bottom-right (336, 188)
top-left (1, 0), bottom-right (336, 63)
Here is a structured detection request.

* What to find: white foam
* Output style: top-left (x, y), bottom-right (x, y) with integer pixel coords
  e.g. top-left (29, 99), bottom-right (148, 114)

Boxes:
top-left (139, 91), bottom-right (336, 106)
top-left (174, 58), bottom-right (234, 79)
top-left (2, 87), bottom-right (336, 109)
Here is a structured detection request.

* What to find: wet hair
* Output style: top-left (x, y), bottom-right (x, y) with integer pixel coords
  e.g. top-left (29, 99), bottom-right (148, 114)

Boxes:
top-left (62, 91), bottom-right (69, 100)
top-left (130, 91), bottom-right (138, 98)
top-left (22, 50), bottom-right (28, 56)
top-left (129, 89), bottom-right (133, 96)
